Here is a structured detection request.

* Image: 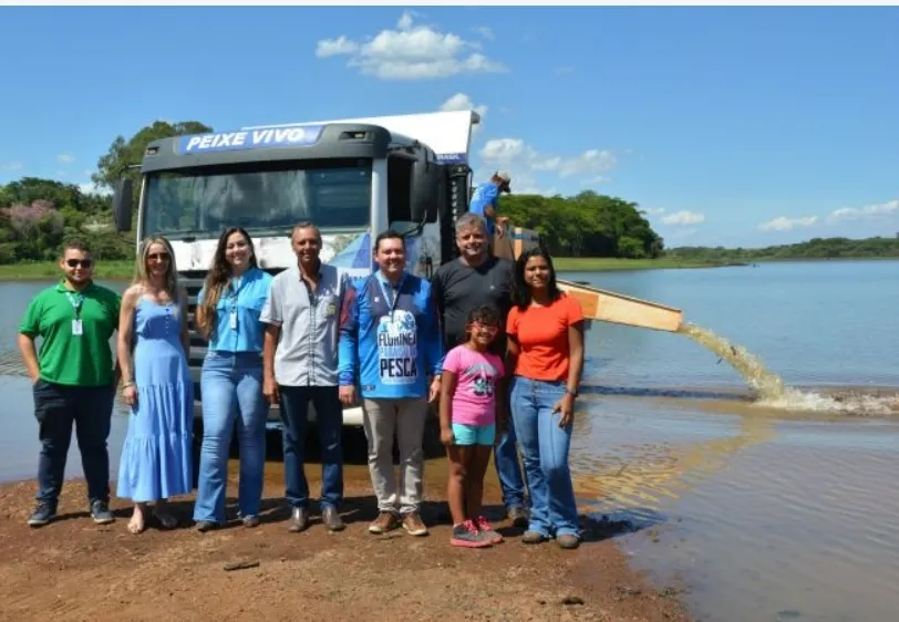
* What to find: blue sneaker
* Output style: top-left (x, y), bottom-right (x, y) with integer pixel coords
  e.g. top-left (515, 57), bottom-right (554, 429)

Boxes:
top-left (27, 502), bottom-right (56, 527)
top-left (91, 500), bottom-right (115, 525)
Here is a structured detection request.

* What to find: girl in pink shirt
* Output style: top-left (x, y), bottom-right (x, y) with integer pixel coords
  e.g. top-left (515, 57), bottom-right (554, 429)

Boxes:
top-left (439, 305), bottom-right (507, 548)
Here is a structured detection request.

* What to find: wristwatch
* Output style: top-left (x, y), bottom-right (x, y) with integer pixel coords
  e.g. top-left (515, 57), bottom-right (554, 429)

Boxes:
top-left (565, 387), bottom-right (578, 397)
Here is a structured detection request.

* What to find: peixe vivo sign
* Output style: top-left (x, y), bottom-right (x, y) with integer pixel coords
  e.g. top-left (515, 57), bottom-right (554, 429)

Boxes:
top-left (177, 125), bottom-right (325, 154)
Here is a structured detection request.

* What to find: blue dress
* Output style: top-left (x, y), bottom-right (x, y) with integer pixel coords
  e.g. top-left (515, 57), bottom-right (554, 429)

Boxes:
top-left (116, 297), bottom-right (194, 502)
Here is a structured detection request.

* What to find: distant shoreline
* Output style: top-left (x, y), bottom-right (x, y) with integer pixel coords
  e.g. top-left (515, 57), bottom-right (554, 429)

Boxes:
top-left (0, 255), bottom-right (894, 282)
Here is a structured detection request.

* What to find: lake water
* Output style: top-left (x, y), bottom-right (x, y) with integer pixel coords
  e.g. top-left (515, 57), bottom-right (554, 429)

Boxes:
top-left (1, 260), bottom-right (898, 621)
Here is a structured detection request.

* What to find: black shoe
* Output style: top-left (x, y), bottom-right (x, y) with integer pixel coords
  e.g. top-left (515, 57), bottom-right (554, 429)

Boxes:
top-left (321, 506), bottom-right (345, 532)
top-left (27, 502), bottom-right (56, 527)
top-left (287, 507), bottom-right (309, 533)
top-left (90, 500), bottom-right (115, 525)
top-left (507, 506), bottom-right (529, 528)
top-left (196, 520), bottom-right (217, 532)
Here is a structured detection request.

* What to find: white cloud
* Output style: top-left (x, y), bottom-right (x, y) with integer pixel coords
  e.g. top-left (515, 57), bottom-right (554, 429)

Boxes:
top-left (78, 182), bottom-right (112, 197)
top-left (827, 199), bottom-right (898, 222)
top-left (473, 26), bottom-right (494, 40)
top-left (0, 162), bottom-right (23, 172)
top-left (758, 215), bottom-right (818, 232)
top-left (57, 154), bottom-right (75, 164)
top-left (438, 93), bottom-right (487, 134)
top-left (661, 210), bottom-right (706, 226)
top-left (315, 35), bottom-right (359, 58)
top-left (643, 207), bottom-right (666, 215)
top-left (315, 11), bottom-right (507, 80)
top-left (479, 138), bottom-right (616, 180)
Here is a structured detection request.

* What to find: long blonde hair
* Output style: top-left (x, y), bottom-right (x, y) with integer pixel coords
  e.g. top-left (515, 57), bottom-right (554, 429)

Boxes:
top-left (135, 236), bottom-right (180, 303)
top-left (196, 227), bottom-right (257, 339)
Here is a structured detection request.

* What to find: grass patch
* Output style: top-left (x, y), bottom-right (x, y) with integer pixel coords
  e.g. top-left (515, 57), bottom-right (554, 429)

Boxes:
top-left (0, 260), bottom-right (135, 281)
top-left (552, 257), bottom-right (728, 272)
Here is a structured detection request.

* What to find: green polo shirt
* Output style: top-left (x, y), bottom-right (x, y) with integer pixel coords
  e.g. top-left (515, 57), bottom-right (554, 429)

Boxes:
top-left (19, 280), bottom-right (121, 387)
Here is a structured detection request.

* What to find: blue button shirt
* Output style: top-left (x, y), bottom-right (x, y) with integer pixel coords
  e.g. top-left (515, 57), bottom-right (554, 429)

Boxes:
top-left (469, 181), bottom-right (500, 235)
top-left (198, 266), bottom-right (273, 353)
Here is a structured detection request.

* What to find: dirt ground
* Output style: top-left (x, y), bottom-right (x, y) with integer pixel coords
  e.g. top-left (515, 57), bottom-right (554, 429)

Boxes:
top-left (0, 442), bottom-right (691, 622)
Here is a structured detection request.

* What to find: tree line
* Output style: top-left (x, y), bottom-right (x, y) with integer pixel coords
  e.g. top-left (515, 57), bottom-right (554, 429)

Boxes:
top-left (665, 235), bottom-right (899, 263)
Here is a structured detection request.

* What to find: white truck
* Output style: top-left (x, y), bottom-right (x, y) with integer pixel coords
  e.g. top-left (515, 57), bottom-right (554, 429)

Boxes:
top-left (111, 109), bottom-right (528, 431)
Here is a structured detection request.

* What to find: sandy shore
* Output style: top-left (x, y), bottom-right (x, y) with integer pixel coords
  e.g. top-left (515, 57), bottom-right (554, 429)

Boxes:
top-left (0, 454), bottom-right (690, 622)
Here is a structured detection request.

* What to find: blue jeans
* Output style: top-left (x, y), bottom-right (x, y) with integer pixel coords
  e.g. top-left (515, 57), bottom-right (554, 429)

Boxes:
top-left (32, 380), bottom-right (114, 508)
top-left (193, 351), bottom-right (268, 524)
top-left (510, 376), bottom-right (579, 538)
top-left (494, 405), bottom-right (528, 511)
top-left (278, 385), bottom-right (344, 510)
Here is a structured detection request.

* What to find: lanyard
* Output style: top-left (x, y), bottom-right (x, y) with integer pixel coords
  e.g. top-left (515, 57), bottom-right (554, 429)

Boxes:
top-left (378, 273), bottom-right (406, 315)
top-left (66, 292), bottom-right (85, 319)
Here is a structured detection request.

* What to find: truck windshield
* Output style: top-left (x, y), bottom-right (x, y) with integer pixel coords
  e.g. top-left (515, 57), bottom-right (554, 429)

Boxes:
top-left (142, 159), bottom-right (372, 239)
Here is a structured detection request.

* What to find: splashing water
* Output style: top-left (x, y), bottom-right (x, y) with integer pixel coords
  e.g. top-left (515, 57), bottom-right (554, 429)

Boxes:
top-left (677, 322), bottom-right (899, 416)
top-left (676, 322), bottom-right (787, 400)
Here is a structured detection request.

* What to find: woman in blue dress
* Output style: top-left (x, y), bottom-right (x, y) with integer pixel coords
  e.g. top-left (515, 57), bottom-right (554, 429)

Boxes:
top-left (116, 236), bottom-right (193, 534)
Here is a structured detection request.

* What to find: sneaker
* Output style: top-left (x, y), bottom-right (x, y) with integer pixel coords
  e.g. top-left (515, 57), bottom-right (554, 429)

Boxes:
top-left (451, 520), bottom-right (491, 548)
top-left (522, 530), bottom-right (548, 544)
top-left (402, 511), bottom-right (429, 537)
top-left (91, 500), bottom-right (115, 525)
top-left (196, 520), bottom-right (217, 533)
top-left (476, 515), bottom-right (504, 544)
top-left (242, 515), bottom-right (260, 528)
top-left (368, 511), bottom-right (398, 534)
top-left (556, 534), bottom-right (580, 549)
top-left (27, 502), bottom-right (56, 527)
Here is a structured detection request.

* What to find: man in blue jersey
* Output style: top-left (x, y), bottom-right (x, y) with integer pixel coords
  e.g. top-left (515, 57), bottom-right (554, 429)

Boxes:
top-left (469, 171), bottom-right (512, 241)
top-left (338, 230), bottom-right (444, 537)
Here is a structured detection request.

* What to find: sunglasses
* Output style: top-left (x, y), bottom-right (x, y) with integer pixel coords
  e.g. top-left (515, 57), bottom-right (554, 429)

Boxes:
top-left (65, 259), bottom-right (92, 269)
top-left (148, 252), bottom-right (170, 262)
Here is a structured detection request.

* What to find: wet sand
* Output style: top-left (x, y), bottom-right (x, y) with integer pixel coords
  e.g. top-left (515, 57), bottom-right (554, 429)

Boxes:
top-left (0, 459), bottom-right (690, 622)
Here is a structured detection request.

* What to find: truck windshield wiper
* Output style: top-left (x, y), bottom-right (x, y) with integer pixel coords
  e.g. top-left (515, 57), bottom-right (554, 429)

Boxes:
top-left (165, 230), bottom-right (217, 242)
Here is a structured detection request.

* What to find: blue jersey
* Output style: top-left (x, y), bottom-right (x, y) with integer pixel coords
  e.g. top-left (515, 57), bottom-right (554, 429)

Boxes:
top-left (469, 182), bottom-right (500, 234)
top-left (338, 271), bottom-right (444, 400)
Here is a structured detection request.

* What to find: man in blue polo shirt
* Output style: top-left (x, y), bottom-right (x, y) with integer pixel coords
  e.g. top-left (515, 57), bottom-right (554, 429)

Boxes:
top-left (338, 230), bottom-right (444, 537)
top-left (18, 239), bottom-right (121, 527)
top-left (469, 171), bottom-right (512, 240)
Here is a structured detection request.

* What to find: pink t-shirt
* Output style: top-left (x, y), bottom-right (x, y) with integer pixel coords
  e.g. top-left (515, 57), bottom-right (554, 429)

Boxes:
top-left (442, 344), bottom-right (505, 427)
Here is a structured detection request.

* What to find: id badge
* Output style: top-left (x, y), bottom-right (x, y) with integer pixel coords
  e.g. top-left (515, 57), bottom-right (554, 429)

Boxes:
top-left (71, 319), bottom-right (83, 336)
top-left (229, 310), bottom-right (238, 330)
top-left (327, 302), bottom-right (337, 317)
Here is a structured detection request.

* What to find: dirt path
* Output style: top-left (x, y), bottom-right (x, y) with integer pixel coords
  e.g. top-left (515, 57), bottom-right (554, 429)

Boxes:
top-left (0, 459), bottom-right (690, 622)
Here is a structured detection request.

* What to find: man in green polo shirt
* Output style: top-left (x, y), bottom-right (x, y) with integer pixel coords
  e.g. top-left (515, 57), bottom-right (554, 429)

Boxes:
top-left (18, 238), bottom-right (122, 527)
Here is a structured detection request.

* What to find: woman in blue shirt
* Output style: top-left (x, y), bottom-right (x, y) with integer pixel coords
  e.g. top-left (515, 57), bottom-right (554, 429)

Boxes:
top-left (193, 227), bottom-right (273, 531)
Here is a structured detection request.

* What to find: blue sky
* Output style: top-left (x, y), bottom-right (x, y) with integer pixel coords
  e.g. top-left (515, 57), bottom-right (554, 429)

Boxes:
top-left (1, 6), bottom-right (897, 248)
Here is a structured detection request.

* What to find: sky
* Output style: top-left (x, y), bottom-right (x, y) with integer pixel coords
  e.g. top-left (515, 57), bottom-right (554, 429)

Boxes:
top-left (0, 5), bottom-right (897, 248)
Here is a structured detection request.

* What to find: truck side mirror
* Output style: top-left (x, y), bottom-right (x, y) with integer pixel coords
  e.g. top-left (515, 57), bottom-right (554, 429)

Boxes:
top-left (113, 178), bottom-right (133, 232)
top-left (410, 153), bottom-right (438, 223)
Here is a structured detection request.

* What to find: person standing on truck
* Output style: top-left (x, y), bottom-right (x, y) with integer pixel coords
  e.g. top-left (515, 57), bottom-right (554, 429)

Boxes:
top-left (431, 212), bottom-right (530, 528)
top-left (469, 171), bottom-right (512, 245)
top-left (260, 222), bottom-right (350, 534)
top-left (337, 230), bottom-right (444, 538)
top-left (18, 239), bottom-right (121, 527)
top-left (193, 227), bottom-right (273, 532)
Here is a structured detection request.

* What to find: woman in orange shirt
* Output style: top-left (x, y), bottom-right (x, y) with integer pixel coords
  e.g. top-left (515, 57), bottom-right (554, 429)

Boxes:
top-left (506, 247), bottom-right (585, 549)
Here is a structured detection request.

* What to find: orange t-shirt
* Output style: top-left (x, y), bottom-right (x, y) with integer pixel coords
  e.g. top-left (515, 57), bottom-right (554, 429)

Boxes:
top-left (506, 294), bottom-right (585, 382)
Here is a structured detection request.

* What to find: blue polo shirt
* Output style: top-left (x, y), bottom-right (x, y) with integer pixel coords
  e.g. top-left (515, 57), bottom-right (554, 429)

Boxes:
top-left (469, 181), bottom-right (500, 235)
top-left (198, 266), bottom-right (273, 353)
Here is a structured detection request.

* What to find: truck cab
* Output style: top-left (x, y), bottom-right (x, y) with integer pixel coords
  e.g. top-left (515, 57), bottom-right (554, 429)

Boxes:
top-left (112, 110), bottom-right (491, 431)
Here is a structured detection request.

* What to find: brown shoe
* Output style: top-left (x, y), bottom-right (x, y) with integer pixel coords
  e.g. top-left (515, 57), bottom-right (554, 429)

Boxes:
top-left (402, 511), bottom-right (428, 537)
top-left (556, 534), bottom-right (580, 549)
top-left (368, 511), bottom-right (398, 534)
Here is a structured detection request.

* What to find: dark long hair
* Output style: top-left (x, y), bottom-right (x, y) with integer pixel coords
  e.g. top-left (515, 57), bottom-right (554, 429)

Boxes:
top-left (197, 226), bottom-right (258, 338)
top-left (511, 246), bottom-right (562, 310)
